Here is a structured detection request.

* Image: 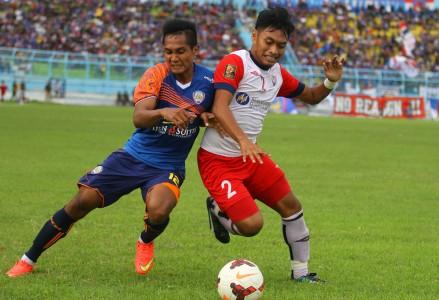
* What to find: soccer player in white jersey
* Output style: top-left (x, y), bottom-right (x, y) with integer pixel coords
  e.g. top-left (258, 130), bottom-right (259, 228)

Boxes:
top-left (197, 7), bottom-right (344, 283)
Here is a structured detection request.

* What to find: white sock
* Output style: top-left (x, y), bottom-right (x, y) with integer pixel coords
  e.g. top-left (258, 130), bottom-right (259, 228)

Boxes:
top-left (21, 254), bottom-right (35, 266)
top-left (292, 260), bottom-right (308, 279)
top-left (282, 210), bottom-right (310, 279)
top-left (210, 198), bottom-right (241, 235)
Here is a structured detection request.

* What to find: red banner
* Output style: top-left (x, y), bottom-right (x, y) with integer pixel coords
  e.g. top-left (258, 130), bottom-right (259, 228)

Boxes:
top-left (333, 94), bottom-right (426, 119)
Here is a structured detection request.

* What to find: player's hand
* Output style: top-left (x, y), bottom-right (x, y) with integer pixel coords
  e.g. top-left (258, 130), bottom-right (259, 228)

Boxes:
top-left (238, 137), bottom-right (266, 164)
top-left (323, 55), bottom-right (345, 82)
top-left (200, 112), bottom-right (228, 138)
top-left (161, 108), bottom-right (197, 129)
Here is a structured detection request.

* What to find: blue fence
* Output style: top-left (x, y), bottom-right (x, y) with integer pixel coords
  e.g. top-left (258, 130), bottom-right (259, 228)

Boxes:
top-left (293, 65), bottom-right (439, 97)
top-left (0, 47), bottom-right (158, 95)
top-left (1, 47), bottom-right (439, 99)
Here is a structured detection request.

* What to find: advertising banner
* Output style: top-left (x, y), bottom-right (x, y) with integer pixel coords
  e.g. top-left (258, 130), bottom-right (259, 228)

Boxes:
top-left (333, 94), bottom-right (426, 119)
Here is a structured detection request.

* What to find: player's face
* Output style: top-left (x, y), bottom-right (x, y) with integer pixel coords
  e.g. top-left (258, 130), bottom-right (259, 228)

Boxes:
top-left (163, 34), bottom-right (198, 77)
top-left (251, 27), bottom-right (288, 68)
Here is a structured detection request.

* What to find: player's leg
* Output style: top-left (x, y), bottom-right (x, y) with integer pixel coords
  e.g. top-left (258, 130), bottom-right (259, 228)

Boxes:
top-left (269, 191), bottom-right (313, 281)
top-left (198, 148), bottom-right (265, 240)
top-left (135, 176), bottom-right (182, 275)
top-left (6, 187), bottom-right (101, 277)
top-left (250, 156), bottom-right (321, 283)
top-left (206, 196), bottom-right (230, 243)
top-left (207, 195), bottom-right (263, 237)
top-left (7, 149), bottom-right (140, 277)
top-left (271, 191), bottom-right (321, 282)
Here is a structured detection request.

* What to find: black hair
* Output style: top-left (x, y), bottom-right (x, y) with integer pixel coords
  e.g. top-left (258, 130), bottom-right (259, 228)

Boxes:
top-left (162, 19), bottom-right (197, 47)
top-left (255, 7), bottom-right (294, 38)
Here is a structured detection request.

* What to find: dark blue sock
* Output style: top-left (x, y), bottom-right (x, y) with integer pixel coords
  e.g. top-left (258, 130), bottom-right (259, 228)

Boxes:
top-left (140, 218), bottom-right (169, 244)
top-left (25, 208), bottom-right (75, 262)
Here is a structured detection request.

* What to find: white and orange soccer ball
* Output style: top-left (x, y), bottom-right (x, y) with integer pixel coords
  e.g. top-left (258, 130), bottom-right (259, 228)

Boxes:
top-left (217, 259), bottom-right (264, 300)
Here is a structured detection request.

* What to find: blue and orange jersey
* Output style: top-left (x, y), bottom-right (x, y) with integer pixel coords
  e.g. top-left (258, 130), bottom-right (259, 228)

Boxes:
top-left (124, 63), bottom-right (214, 172)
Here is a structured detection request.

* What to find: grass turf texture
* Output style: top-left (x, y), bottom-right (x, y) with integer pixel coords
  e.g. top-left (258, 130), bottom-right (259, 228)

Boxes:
top-left (0, 102), bottom-right (438, 299)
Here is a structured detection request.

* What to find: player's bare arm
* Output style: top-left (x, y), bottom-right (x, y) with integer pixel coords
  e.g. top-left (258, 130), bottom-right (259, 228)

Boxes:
top-left (200, 112), bottom-right (228, 137)
top-left (133, 97), bottom-right (196, 129)
top-left (212, 89), bottom-right (266, 163)
top-left (296, 55), bottom-right (345, 105)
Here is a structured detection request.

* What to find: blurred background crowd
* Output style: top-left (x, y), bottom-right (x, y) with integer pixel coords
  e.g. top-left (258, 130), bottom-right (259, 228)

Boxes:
top-left (0, 0), bottom-right (244, 60)
top-left (0, 0), bottom-right (438, 72)
top-left (281, 1), bottom-right (439, 72)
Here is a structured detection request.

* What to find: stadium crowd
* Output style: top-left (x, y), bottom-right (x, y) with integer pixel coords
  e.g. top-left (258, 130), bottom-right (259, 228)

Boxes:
top-left (1, 0), bottom-right (439, 72)
top-left (274, 1), bottom-right (439, 72)
top-left (0, 0), bottom-right (244, 61)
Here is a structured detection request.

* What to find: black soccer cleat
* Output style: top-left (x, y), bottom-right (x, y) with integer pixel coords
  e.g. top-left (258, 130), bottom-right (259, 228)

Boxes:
top-left (292, 272), bottom-right (324, 284)
top-left (206, 196), bottom-right (230, 244)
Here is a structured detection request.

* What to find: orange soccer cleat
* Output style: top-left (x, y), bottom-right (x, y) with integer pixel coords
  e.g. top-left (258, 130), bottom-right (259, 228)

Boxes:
top-left (6, 260), bottom-right (34, 278)
top-left (135, 241), bottom-right (154, 275)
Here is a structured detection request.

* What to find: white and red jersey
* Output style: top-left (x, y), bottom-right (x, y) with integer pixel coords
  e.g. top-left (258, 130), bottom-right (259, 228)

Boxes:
top-left (201, 49), bottom-right (305, 156)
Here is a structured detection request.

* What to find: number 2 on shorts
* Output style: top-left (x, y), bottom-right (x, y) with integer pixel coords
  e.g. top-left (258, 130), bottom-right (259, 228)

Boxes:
top-left (221, 180), bottom-right (237, 199)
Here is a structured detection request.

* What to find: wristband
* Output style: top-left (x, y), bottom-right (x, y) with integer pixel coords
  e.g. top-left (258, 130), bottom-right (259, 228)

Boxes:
top-left (323, 78), bottom-right (337, 90)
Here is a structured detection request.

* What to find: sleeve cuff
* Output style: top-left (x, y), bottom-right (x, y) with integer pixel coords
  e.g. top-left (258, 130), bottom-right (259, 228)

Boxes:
top-left (134, 95), bottom-right (157, 105)
top-left (288, 82), bottom-right (305, 98)
top-left (214, 83), bottom-right (236, 94)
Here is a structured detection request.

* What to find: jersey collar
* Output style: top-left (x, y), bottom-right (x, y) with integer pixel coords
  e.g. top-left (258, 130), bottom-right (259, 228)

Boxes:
top-left (249, 51), bottom-right (270, 71)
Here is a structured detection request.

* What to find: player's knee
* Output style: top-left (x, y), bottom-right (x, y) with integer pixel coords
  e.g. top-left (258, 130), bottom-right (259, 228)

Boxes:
top-left (239, 223), bottom-right (263, 237)
top-left (65, 189), bottom-right (100, 219)
top-left (146, 192), bottom-right (177, 223)
top-left (147, 199), bottom-right (175, 223)
top-left (147, 199), bottom-right (175, 222)
top-left (236, 216), bottom-right (264, 237)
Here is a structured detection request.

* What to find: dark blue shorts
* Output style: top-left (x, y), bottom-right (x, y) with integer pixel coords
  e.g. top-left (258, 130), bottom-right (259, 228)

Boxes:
top-left (77, 149), bottom-right (185, 207)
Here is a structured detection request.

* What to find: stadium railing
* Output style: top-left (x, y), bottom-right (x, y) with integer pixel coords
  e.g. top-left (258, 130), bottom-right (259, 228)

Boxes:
top-left (295, 65), bottom-right (439, 97)
top-left (1, 47), bottom-right (438, 100)
top-left (0, 47), bottom-right (157, 95)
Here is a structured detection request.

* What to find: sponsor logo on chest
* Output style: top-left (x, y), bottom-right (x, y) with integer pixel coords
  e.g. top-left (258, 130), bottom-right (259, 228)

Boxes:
top-left (152, 123), bottom-right (198, 138)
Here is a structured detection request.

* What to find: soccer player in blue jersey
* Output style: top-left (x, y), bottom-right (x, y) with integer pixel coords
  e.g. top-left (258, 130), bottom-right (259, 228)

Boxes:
top-left (7, 19), bottom-right (219, 277)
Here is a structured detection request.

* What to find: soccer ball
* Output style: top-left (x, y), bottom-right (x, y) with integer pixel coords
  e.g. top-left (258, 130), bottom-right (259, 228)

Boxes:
top-left (217, 259), bottom-right (264, 300)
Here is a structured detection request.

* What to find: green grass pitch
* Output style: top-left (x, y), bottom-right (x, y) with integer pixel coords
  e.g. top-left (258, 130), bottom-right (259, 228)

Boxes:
top-left (0, 102), bottom-right (438, 299)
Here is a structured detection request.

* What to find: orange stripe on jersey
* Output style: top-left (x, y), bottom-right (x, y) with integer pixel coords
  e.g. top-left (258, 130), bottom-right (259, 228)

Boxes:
top-left (160, 83), bottom-right (189, 106)
top-left (160, 82), bottom-right (203, 114)
top-left (133, 63), bottom-right (170, 104)
top-left (161, 94), bottom-right (202, 114)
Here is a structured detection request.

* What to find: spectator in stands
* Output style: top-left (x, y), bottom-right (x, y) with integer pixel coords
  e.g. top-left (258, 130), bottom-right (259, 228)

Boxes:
top-left (116, 91), bottom-right (130, 106)
top-left (122, 91), bottom-right (130, 106)
top-left (18, 81), bottom-right (26, 104)
top-left (0, 80), bottom-right (7, 101)
top-left (45, 78), bottom-right (52, 102)
top-left (60, 79), bottom-right (66, 98)
top-left (11, 81), bottom-right (17, 100)
top-left (54, 79), bottom-right (62, 97)
top-left (115, 91), bottom-right (123, 106)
